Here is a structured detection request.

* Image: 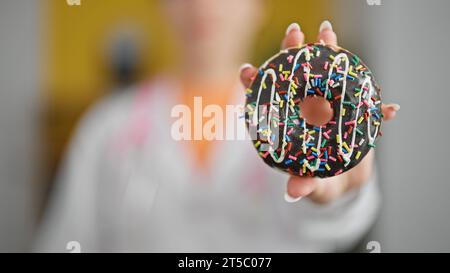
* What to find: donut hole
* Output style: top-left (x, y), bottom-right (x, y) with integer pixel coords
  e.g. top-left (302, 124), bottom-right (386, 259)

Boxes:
top-left (298, 96), bottom-right (334, 127)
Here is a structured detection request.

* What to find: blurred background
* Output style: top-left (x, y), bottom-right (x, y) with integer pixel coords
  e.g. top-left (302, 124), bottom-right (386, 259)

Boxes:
top-left (0, 0), bottom-right (449, 252)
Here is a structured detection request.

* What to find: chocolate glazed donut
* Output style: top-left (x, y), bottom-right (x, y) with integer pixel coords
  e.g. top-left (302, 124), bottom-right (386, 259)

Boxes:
top-left (245, 43), bottom-right (382, 178)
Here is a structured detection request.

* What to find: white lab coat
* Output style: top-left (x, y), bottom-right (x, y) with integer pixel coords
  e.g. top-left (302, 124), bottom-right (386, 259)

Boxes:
top-left (35, 77), bottom-right (380, 252)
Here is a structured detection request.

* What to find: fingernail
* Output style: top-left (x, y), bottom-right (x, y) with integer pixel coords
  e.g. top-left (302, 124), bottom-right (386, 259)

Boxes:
top-left (284, 192), bottom-right (302, 203)
top-left (286, 22), bottom-right (301, 36)
top-left (319, 20), bottom-right (333, 32)
top-left (390, 103), bottom-right (401, 111)
top-left (239, 63), bottom-right (253, 73)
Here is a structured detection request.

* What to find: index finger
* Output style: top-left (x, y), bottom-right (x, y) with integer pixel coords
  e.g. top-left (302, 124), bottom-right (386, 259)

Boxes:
top-left (239, 63), bottom-right (258, 88)
top-left (285, 176), bottom-right (318, 202)
top-left (281, 22), bottom-right (305, 50)
top-left (317, 20), bottom-right (337, 46)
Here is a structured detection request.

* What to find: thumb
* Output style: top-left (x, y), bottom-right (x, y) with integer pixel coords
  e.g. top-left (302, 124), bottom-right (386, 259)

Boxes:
top-left (284, 176), bottom-right (318, 203)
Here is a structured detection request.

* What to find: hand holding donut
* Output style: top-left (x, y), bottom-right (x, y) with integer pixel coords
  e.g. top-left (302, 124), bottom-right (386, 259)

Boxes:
top-left (239, 21), bottom-right (400, 204)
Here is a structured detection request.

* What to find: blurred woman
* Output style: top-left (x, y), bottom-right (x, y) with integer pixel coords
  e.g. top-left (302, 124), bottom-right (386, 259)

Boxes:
top-left (35, 0), bottom-right (399, 252)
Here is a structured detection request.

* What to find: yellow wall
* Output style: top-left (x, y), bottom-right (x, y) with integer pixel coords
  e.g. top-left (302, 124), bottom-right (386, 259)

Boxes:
top-left (43, 0), bottom-right (331, 175)
top-left (44, 0), bottom-right (174, 174)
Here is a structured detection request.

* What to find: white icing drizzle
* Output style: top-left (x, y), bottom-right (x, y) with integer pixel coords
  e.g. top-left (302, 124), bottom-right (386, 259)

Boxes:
top-left (366, 76), bottom-right (380, 144)
top-left (253, 68), bottom-right (288, 163)
top-left (326, 53), bottom-right (351, 164)
top-left (344, 76), bottom-right (367, 159)
top-left (253, 47), bottom-right (311, 163)
top-left (252, 69), bottom-right (276, 126)
top-left (300, 53), bottom-right (323, 172)
top-left (325, 53), bottom-right (379, 166)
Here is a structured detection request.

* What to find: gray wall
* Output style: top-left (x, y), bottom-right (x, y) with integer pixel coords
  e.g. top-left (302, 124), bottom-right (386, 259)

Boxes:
top-left (372, 0), bottom-right (450, 253)
top-left (337, 0), bottom-right (450, 252)
top-left (0, 0), bottom-right (41, 251)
